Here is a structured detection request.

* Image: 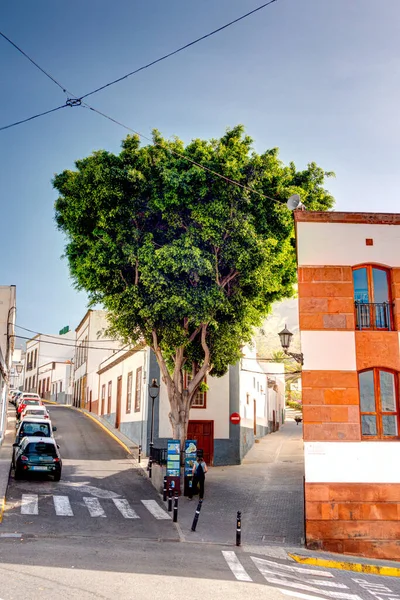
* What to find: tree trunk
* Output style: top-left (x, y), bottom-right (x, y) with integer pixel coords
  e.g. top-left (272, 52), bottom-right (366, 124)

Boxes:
top-left (152, 324), bottom-right (211, 452)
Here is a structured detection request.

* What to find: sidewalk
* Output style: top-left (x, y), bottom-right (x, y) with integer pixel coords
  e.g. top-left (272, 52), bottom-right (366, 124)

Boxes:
top-left (177, 420), bottom-right (304, 547)
top-left (0, 404), bottom-right (15, 522)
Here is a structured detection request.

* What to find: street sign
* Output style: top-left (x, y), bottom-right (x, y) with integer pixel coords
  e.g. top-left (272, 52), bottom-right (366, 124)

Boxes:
top-left (230, 412), bottom-right (241, 425)
top-left (166, 440), bottom-right (181, 477)
top-left (184, 439), bottom-right (197, 476)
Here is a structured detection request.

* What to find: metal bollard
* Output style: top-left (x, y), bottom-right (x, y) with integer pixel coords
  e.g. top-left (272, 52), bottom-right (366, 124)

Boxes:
top-left (191, 499), bottom-right (203, 531)
top-left (173, 491), bottom-right (178, 523)
top-left (236, 511), bottom-right (241, 546)
top-left (138, 444), bottom-right (141, 463)
top-left (163, 476), bottom-right (167, 502)
top-left (168, 487), bottom-right (173, 512)
top-left (148, 455), bottom-right (152, 479)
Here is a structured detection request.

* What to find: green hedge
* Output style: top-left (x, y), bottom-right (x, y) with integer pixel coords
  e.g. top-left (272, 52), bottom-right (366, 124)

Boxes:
top-left (286, 401), bottom-right (303, 411)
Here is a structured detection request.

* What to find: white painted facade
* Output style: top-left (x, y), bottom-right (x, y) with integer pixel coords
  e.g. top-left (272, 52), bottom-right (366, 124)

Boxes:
top-left (24, 331), bottom-right (76, 393)
top-left (73, 310), bottom-right (121, 409)
top-left (304, 441), bottom-right (400, 484)
top-left (0, 285), bottom-right (16, 440)
top-left (301, 331), bottom-right (357, 371)
top-left (297, 222), bottom-right (400, 267)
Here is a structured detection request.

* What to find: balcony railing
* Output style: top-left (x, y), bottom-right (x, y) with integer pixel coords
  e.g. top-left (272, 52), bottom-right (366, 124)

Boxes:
top-left (152, 447), bottom-right (167, 466)
top-left (355, 301), bottom-right (393, 331)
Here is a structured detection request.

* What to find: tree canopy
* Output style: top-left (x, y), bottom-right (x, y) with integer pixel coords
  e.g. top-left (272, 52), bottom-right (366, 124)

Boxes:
top-left (54, 125), bottom-right (334, 443)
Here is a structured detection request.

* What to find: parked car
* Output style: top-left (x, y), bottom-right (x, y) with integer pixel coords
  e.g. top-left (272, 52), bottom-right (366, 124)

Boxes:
top-left (19, 406), bottom-right (49, 423)
top-left (13, 437), bottom-right (62, 481)
top-left (17, 398), bottom-right (43, 417)
top-left (8, 389), bottom-right (19, 403)
top-left (15, 418), bottom-right (56, 445)
top-left (16, 393), bottom-right (41, 409)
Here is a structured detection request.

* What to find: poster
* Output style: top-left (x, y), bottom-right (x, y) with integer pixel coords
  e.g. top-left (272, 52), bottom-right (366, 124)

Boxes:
top-left (184, 439), bottom-right (197, 477)
top-left (166, 439), bottom-right (180, 476)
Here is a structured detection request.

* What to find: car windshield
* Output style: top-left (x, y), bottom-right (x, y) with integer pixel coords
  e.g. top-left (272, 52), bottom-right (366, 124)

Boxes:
top-left (21, 423), bottom-right (50, 437)
top-left (25, 410), bottom-right (46, 416)
top-left (24, 400), bottom-right (40, 405)
top-left (25, 442), bottom-right (57, 457)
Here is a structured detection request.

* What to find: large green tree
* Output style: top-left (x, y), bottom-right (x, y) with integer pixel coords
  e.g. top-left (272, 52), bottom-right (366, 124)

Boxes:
top-left (54, 125), bottom-right (334, 448)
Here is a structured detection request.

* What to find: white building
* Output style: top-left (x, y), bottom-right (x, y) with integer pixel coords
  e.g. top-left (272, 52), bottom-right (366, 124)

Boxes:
top-left (73, 310), bottom-right (121, 411)
top-left (38, 360), bottom-right (73, 404)
top-left (24, 329), bottom-right (76, 395)
top-left (0, 285), bottom-right (16, 441)
top-left (96, 342), bottom-right (285, 466)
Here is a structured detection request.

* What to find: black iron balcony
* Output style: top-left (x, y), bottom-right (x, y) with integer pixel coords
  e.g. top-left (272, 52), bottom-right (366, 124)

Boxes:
top-left (355, 301), bottom-right (393, 331)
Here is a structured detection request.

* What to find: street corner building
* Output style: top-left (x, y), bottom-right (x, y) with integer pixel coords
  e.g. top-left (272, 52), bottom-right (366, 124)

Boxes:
top-left (295, 210), bottom-right (400, 561)
top-left (0, 285), bottom-right (16, 442)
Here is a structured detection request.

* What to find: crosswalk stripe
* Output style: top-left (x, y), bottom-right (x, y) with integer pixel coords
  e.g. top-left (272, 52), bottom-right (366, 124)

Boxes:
top-left (280, 590), bottom-right (327, 600)
top-left (251, 556), bottom-right (334, 577)
top-left (222, 551), bottom-right (252, 582)
top-left (53, 495), bottom-right (74, 516)
top-left (21, 494), bottom-right (38, 515)
top-left (112, 498), bottom-right (140, 519)
top-left (83, 497), bottom-right (106, 517)
top-left (141, 500), bottom-right (171, 520)
top-left (257, 577), bottom-right (360, 599)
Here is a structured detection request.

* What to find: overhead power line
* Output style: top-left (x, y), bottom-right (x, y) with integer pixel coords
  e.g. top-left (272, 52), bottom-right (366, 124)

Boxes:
top-left (80, 0), bottom-right (278, 101)
top-left (13, 334), bottom-right (126, 352)
top-left (15, 324), bottom-right (116, 344)
top-left (0, 0), bottom-right (279, 130)
top-left (0, 104), bottom-right (67, 132)
top-left (0, 30), bottom-right (70, 94)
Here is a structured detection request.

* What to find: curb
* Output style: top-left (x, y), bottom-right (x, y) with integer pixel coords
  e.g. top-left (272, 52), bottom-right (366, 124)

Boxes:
top-left (289, 554), bottom-right (400, 578)
top-left (74, 408), bottom-right (133, 456)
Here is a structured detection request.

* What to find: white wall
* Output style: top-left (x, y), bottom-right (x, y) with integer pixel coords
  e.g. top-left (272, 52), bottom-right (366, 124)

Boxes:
top-left (0, 285), bottom-right (16, 367)
top-left (158, 371), bottom-right (230, 439)
top-left (297, 222), bottom-right (400, 267)
top-left (305, 441), bottom-right (400, 484)
top-left (301, 331), bottom-right (356, 371)
top-left (98, 348), bottom-right (147, 423)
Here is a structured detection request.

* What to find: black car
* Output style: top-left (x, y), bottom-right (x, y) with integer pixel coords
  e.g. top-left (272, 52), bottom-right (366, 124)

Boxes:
top-left (13, 437), bottom-right (62, 481)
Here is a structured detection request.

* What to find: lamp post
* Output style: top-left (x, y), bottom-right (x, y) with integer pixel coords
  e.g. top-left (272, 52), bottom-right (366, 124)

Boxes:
top-left (278, 325), bottom-right (304, 365)
top-left (148, 378), bottom-right (160, 479)
top-left (15, 363), bottom-right (23, 389)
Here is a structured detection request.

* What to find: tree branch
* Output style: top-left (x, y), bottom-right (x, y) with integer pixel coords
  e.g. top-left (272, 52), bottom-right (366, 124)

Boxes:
top-left (187, 324), bottom-right (211, 396)
top-left (134, 259), bottom-right (139, 285)
top-left (188, 325), bottom-right (202, 344)
top-left (220, 269), bottom-right (239, 288)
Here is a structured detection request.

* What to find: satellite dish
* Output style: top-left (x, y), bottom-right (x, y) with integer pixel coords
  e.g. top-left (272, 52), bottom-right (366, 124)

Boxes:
top-left (287, 194), bottom-right (305, 211)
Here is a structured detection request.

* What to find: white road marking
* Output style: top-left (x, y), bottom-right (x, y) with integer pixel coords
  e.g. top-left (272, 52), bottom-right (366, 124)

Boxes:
top-left (21, 494), bottom-right (38, 515)
top-left (222, 550), bottom-right (252, 582)
top-left (113, 498), bottom-right (140, 519)
top-left (83, 497), bottom-right (106, 517)
top-left (251, 556), bottom-right (334, 577)
top-left (141, 500), bottom-right (171, 520)
top-left (61, 482), bottom-right (120, 498)
top-left (280, 590), bottom-right (327, 600)
top-left (53, 495), bottom-right (74, 516)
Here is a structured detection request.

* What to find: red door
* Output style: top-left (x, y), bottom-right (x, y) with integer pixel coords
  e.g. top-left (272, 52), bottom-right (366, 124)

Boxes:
top-left (187, 420), bottom-right (214, 466)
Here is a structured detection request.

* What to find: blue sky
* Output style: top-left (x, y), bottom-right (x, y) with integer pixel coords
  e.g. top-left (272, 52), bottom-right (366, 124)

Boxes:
top-left (1, 0), bottom-right (399, 337)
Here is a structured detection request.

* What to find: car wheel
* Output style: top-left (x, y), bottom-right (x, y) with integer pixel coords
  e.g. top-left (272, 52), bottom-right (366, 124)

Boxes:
top-left (54, 473), bottom-right (61, 482)
top-left (14, 468), bottom-right (22, 480)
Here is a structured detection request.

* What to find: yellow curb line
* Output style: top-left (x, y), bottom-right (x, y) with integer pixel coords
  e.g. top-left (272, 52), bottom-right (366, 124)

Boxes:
top-left (42, 400), bottom-right (59, 405)
top-left (288, 554), bottom-right (400, 578)
top-left (72, 407), bottom-right (133, 456)
top-left (0, 496), bottom-right (5, 523)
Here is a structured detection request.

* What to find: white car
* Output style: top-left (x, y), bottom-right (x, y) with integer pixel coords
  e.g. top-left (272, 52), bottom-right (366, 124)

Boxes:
top-left (16, 392), bottom-right (41, 409)
top-left (20, 406), bottom-right (50, 421)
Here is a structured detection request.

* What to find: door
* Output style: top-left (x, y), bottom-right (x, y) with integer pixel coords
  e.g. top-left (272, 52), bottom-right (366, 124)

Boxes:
top-left (187, 420), bottom-right (214, 466)
top-left (254, 399), bottom-right (257, 435)
top-left (115, 376), bottom-right (122, 429)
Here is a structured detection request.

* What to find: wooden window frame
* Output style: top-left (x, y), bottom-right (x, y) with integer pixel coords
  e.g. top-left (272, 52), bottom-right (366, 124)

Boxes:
top-left (134, 367), bottom-right (142, 412)
top-left (359, 367), bottom-right (400, 440)
top-left (107, 381), bottom-right (112, 414)
top-left (184, 371), bottom-right (207, 409)
top-left (353, 264), bottom-right (393, 330)
top-left (126, 371), bottom-right (133, 413)
top-left (101, 384), bottom-right (106, 415)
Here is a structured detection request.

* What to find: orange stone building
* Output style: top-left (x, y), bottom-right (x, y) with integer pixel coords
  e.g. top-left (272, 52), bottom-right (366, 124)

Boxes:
top-left (295, 211), bottom-right (400, 560)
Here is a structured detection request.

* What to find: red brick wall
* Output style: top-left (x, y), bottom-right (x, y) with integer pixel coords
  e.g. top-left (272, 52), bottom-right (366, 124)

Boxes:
top-left (306, 483), bottom-right (400, 560)
top-left (298, 267), bottom-right (354, 330)
top-left (302, 371), bottom-right (361, 441)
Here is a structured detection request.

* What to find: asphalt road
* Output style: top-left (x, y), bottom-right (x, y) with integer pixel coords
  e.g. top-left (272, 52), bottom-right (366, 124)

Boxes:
top-left (3, 405), bottom-right (178, 541)
top-left (2, 406), bottom-right (400, 600)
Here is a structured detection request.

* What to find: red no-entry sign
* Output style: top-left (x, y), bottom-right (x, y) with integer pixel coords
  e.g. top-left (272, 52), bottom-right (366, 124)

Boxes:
top-left (230, 412), bottom-right (241, 425)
